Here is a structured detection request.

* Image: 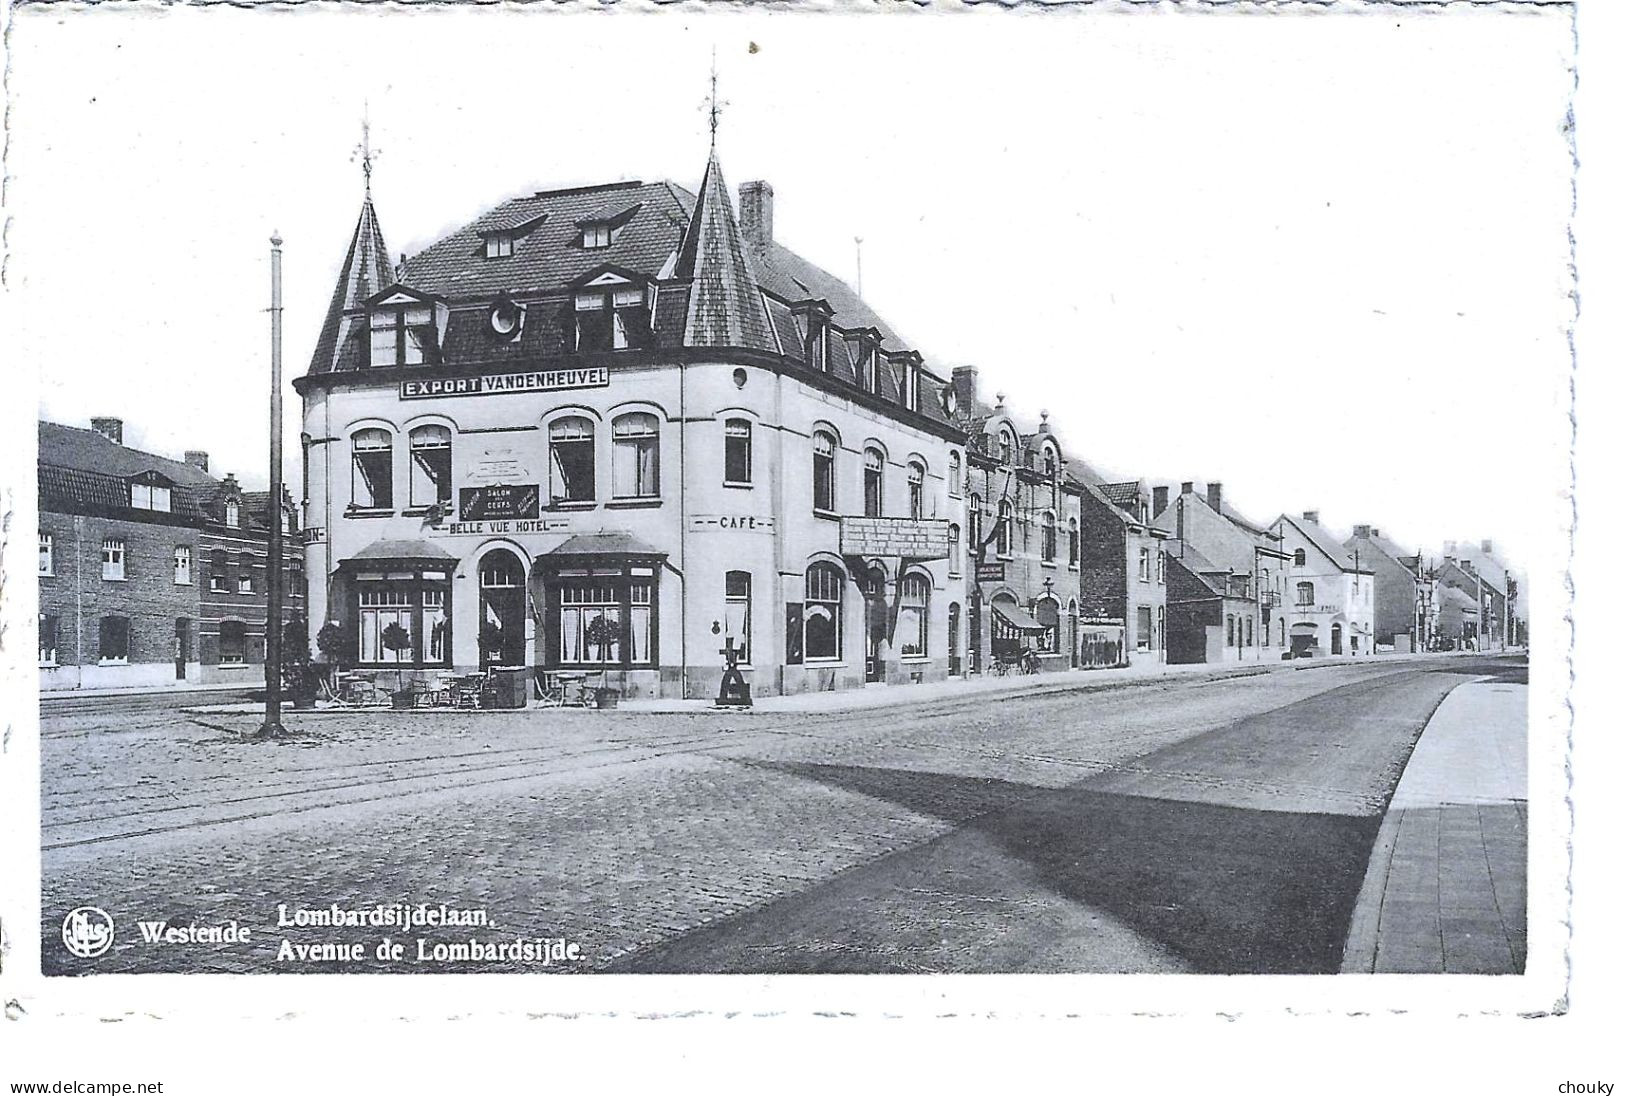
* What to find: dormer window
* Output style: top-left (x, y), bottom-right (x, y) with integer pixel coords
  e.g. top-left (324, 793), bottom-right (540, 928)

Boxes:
top-left (368, 290), bottom-right (443, 368)
top-left (998, 429), bottom-right (1016, 467)
top-left (483, 232), bottom-right (515, 259)
top-left (225, 499), bottom-right (240, 528)
top-left (582, 223), bottom-right (611, 249)
top-left (572, 270), bottom-right (652, 352)
top-left (129, 475), bottom-right (172, 513)
top-left (575, 202), bottom-right (640, 251)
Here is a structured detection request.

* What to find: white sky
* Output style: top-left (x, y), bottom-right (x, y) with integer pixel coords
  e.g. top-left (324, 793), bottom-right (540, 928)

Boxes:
top-left (9, 5), bottom-right (1573, 572)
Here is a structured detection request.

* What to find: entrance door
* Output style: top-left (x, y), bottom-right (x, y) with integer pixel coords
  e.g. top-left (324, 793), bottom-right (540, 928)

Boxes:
top-left (174, 618), bottom-right (190, 680)
top-left (947, 602), bottom-right (962, 677)
top-left (1331, 623), bottom-right (1343, 655)
top-left (479, 549), bottom-right (527, 669)
top-left (863, 566), bottom-right (887, 683)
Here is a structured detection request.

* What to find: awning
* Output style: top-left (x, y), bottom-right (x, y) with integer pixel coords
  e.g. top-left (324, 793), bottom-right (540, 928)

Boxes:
top-left (543, 532), bottom-right (665, 558)
top-left (341, 538), bottom-right (456, 569)
top-left (992, 602), bottom-right (1048, 633)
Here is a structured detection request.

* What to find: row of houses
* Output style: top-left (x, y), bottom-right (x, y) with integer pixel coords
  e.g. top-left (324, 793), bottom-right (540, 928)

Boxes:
top-left (35, 138), bottom-right (1520, 694)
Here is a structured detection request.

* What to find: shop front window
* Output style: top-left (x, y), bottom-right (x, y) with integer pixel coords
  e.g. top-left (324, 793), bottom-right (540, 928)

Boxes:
top-left (1038, 598), bottom-right (1061, 654)
top-left (725, 571), bottom-right (751, 663)
top-left (897, 574), bottom-right (930, 658)
top-left (552, 574), bottom-right (654, 667)
top-left (356, 580), bottom-right (452, 668)
top-left (804, 562), bottom-right (844, 661)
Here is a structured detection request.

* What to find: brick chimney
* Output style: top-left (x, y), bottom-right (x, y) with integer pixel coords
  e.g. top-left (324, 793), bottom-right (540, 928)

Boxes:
top-left (90, 416), bottom-right (123, 445)
top-left (1353, 524), bottom-right (1371, 538)
top-left (1180, 480), bottom-right (1194, 495)
top-left (1481, 539), bottom-right (1494, 554)
top-left (951, 366), bottom-right (978, 417)
top-left (1152, 485), bottom-right (1169, 516)
top-left (185, 450), bottom-right (210, 473)
top-left (1302, 510), bottom-right (1320, 524)
top-left (1207, 482), bottom-right (1223, 512)
top-left (739, 180), bottom-right (774, 259)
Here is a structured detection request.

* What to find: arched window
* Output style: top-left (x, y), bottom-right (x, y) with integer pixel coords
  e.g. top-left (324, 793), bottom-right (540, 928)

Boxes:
top-left (409, 424), bottom-right (453, 508)
top-left (947, 523), bottom-right (962, 578)
top-left (724, 419), bottom-right (752, 485)
top-left (1226, 615), bottom-right (1236, 646)
top-left (1293, 548), bottom-right (1307, 567)
top-left (549, 416), bottom-right (596, 503)
top-left (1036, 597), bottom-right (1060, 654)
top-left (1296, 581), bottom-right (1315, 606)
top-left (947, 452), bottom-right (962, 498)
top-left (996, 499), bottom-right (1013, 558)
top-left (812, 430), bottom-right (837, 513)
top-left (1068, 517), bottom-right (1080, 567)
top-left (611, 413), bottom-right (660, 498)
top-left (897, 573), bottom-right (931, 658)
top-left (907, 460), bottom-right (926, 519)
top-left (224, 499), bottom-right (240, 528)
top-left (1245, 616), bottom-right (1254, 646)
top-left (1043, 446), bottom-right (1057, 480)
top-left (863, 447), bottom-right (885, 517)
top-left (351, 428), bottom-right (393, 510)
top-left (804, 562), bottom-right (845, 660)
top-left (968, 494), bottom-right (983, 554)
top-left (998, 429), bottom-right (1016, 467)
top-left (1041, 511), bottom-right (1057, 562)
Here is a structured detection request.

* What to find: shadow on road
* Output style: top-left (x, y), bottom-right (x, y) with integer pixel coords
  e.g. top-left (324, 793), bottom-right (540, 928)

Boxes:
top-left (615, 760), bottom-right (1378, 974)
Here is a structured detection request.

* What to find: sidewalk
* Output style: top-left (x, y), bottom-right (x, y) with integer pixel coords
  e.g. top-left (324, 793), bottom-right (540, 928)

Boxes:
top-left (621, 649), bottom-right (1486, 716)
top-left (41, 680), bottom-right (262, 703)
top-left (1340, 676), bottom-right (1528, 974)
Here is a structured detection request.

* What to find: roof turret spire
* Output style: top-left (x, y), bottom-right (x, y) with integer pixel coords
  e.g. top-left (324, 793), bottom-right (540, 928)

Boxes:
top-left (675, 146), bottom-right (775, 351)
top-left (306, 191), bottom-right (395, 375)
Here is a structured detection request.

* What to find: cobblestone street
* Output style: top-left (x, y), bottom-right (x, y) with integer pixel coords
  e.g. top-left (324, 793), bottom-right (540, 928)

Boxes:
top-left (41, 655), bottom-right (1526, 975)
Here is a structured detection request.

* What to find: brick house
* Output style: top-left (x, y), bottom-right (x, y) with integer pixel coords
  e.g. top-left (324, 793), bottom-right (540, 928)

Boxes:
top-left (1065, 467), bottom-right (1169, 666)
top-left (1344, 524), bottom-right (1427, 651)
top-left (38, 418), bottom-right (302, 691)
top-left (1163, 544), bottom-right (1258, 664)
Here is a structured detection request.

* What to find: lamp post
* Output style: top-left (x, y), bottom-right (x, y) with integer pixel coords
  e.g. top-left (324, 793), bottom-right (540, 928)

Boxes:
top-left (260, 231), bottom-right (287, 739)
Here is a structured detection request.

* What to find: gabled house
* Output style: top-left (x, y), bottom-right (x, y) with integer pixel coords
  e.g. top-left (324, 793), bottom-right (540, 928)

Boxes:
top-left (1345, 524), bottom-right (1427, 651)
top-left (1151, 481), bottom-right (1292, 661)
top-left (1065, 464), bottom-right (1169, 666)
top-left (1271, 511), bottom-right (1375, 656)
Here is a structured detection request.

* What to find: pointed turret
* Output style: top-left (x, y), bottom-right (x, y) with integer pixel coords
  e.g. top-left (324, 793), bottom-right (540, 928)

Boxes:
top-left (675, 150), bottom-right (776, 352)
top-left (307, 196), bottom-right (395, 375)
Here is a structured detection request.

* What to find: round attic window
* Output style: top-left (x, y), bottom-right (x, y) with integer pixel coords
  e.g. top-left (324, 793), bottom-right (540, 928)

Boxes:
top-left (489, 299), bottom-right (523, 339)
top-left (732, 368), bottom-right (748, 389)
top-left (941, 386), bottom-right (959, 417)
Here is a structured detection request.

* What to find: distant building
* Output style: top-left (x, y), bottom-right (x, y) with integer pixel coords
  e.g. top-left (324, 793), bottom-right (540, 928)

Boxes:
top-left (1162, 543), bottom-right (1257, 664)
top-left (1271, 511), bottom-right (1375, 656)
top-left (1446, 539), bottom-right (1510, 650)
top-left (38, 418), bottom-right (301, 691)
top-left (1068, 469), bottom-right (1169, 667)
top-left (1345, 524), bottom-right (1427, 652)
top-left (1152, 482), bottom-right (1292, 661)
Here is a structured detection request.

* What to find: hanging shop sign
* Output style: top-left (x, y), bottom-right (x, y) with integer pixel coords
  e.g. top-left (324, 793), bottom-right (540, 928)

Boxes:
top-left (459, 484), bottom-right (541, 522)
top-left (400, 367), bottom-right (610, 400)
top-left (975, 562), bottom-right (1006, 582)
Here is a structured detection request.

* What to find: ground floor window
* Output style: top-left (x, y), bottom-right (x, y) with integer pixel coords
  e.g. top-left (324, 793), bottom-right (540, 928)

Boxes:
top-left (39, 614), bottom-right (58, 666)
top-left (99, 615), bottom-right (130, 663)
top-left (544, 565), bottom-right (658, 668)
top-left (1136, 606), bottom-right (1153, 652)
top-left (219, 620), bottom-right (247, 665)
top-left (897, 574), bottom-right (930, 658)
top-left (803, 562), bottom-right (845, 661)
top-left (355, 579), bottom-right (453, 668)
top-left (1037, 598), bottom-right (1060, 654)
top-left (725, 571), bottom-right (751, 663)
top-left (1157, 606), bottom-right (1166, 650)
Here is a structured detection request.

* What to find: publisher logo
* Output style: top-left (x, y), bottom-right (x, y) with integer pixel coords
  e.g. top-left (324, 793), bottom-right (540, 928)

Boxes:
top-left (62, 906), bottom-right (115, 958)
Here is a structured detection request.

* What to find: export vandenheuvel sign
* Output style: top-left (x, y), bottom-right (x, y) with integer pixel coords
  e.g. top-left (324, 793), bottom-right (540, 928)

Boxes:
top-left (400, 367), bottom-right (610, 400)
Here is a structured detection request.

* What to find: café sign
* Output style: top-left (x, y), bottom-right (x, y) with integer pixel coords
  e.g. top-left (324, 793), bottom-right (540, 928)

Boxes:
top-left (400, 367), bottom-right (610, 401)
top-left (689, 514), bottom-right (776, 533)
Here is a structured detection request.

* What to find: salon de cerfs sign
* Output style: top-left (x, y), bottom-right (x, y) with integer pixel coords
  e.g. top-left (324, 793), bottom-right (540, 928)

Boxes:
top-left (399, 367), bottom-right (610, 401)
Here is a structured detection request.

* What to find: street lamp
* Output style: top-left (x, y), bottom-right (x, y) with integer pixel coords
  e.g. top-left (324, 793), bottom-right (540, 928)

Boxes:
top-left (259, 232), bottom-right (286, 739)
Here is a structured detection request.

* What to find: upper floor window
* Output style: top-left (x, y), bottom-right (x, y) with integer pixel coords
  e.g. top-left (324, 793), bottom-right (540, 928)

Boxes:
top-left (582, 223), bottom-right (611, 249)
top-left (1138, 546), bottom-right (1152, 581)
top-left (370, 301), bottom-right (437, 368)
top-left (102, 538), bottom-right (126, 581)
top-left (1297, 581), bottom-right (1316, 606)
top-left (1041, 512), bottom-right (1057, 562)
top-left (998, 429), bottom-right (1016, 467)
top-left (612, 413), bottom-right (660, 499)
top-left (409, 424), bottom-right (454, 509)
top-left (174, 546), bottom-right (192, 586)
top-left (996, 500), bottom-right (1013, 558)
top-left (549, 417), bottom-right (597, 504)
top-left (1293, 548), bottom-right (1307, 567)
top-left (863, 447), bottom-right (885, 518)
top-left (131, 480), bottom-right (172, 512)
top-left (483, 232), bottom-right (514, 259)
top-left (907, 461), bottom-right (926, 519)
top-left (238, 568), bottom-right (255, 595)
top-left (225, 499), bottom-right (240, 528)
top-left (724, 419), bottom-right (753, 485)
top-left (947, 452), bottom-right (962, 498)
top-left (351, 429), bottom-right (394, 511)
top-left (813, 431), bottom-right (837, 513)
top-left (948, 523), bottom-right (962, 578)
top-left (39, 532), bottom-right (53, 576)
top-left (1156, 550), bottom-right (1165, 583)
top-left (968, 495), bottom-right (983, 554)
top-left (574, 286), bottom-right (651, 351)
top-left (1043, 449), bottom-right (1057, 480)
top-left (209, 550), bottom-right (229, 593)
top-left (1068, 518), bottom-right (1079, 568)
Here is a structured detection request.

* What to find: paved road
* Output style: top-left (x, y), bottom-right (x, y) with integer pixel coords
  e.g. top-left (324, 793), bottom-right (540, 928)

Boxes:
top-left (40, 655), bottom-right (1525, 975)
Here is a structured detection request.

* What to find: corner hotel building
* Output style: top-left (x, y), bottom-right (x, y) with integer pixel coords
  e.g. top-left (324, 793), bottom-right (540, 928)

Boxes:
top-left (296, 145), bottom-right (968, 699)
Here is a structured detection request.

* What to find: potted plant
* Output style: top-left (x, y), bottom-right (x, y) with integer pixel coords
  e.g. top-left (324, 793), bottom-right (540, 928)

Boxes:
top-left (381, 622), bottom-right (414, 708)
top-left (315, 620), bottom-right (350, 695)
top-left (479, 621), bottom-right (508, 666)
top-left (584, 615), bottom-right (618, 664)
top-left (284, 614), bottom-right (317, 709)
